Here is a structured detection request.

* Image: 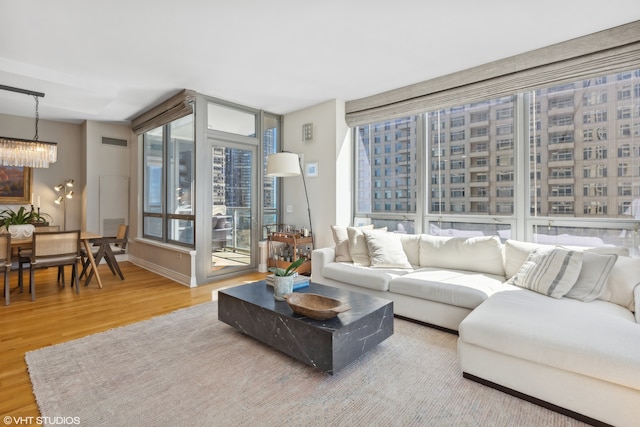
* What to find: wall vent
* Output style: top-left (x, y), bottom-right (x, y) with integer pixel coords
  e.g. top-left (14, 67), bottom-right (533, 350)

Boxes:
top-left (102, 137), bottom-right (127, 147)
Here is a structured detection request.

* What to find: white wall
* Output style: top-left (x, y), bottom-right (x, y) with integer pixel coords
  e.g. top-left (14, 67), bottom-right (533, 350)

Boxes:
top-left (83, 121), bottom-right (131, 234)
top-left (282, 99), bottom-right (351, 249)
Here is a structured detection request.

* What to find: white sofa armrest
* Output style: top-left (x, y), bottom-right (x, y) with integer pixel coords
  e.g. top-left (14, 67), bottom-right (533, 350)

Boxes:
top-left (311, 247), bottom-right (336, 281)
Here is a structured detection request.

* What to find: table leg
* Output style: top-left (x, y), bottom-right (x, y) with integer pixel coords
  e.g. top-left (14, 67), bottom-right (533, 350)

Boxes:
top-left (82, 239), bottom-right (102, 288)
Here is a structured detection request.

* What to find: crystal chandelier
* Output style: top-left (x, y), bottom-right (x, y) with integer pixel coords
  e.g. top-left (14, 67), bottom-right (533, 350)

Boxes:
top-left (0, 85), bottom-right (58, 168)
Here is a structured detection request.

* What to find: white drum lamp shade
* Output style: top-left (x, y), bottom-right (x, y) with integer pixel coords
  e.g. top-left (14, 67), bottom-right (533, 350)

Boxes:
top-left (266, 152), bottom-right (301, 177)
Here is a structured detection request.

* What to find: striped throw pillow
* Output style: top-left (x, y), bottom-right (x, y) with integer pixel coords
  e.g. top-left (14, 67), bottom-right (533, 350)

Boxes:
top-left (509, 247), bottom-right (583, 298)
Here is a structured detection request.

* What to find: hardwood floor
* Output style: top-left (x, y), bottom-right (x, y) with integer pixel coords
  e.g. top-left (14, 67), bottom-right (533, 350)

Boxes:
top-left (0, 261), bottom-right (267, 420)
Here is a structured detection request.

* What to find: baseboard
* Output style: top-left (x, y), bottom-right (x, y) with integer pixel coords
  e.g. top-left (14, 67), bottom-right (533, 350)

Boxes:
top-left (394, 314), bottom-right (459, 336)
top-left (128, 256), bottom-right (193, 287)
top-left (462, 372), bottom-right (612, 427)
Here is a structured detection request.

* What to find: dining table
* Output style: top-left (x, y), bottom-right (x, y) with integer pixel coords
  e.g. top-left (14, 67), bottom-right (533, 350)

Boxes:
top-left (11, 231), bottom-right (104, 288)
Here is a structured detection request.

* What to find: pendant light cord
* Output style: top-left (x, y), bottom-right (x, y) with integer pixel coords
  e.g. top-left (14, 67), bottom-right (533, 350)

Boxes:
top-left (33, 95), bottom-right (39, 141)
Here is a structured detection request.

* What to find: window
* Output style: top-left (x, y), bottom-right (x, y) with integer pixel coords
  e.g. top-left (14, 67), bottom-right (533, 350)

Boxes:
top-left (450, 130), bottom-right (465, 141)
top-left (496, 107), bottom-right (513, 119)
top-left (356, 116), bottom-right (418, 215)
top-left (353, 66), bottom-right (640, 248)
top-left (143, 114), bottom-right (195, 246)
top-left (552, 185), bottom-right (574, 196)
top-left (450, 188), bottom-right (465, 198)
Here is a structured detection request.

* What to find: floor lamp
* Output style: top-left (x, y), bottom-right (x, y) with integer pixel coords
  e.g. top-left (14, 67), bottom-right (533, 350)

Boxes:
top-left (54, 179), bottom-right (74, 230)
top-left (266, 152), bottom-right (314, 248)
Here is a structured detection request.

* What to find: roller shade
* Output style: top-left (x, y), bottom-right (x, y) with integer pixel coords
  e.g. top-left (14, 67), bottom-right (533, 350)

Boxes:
top-left (346, 20), bottom-right (640, 127)
top-left (131, 89), bottom-right (196, 134)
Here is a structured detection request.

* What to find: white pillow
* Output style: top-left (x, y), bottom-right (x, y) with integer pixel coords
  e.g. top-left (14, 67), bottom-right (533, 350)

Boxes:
top-left (565, 252), bottom-right (618, 302)
top-left (420, 235), bottom-right (505, 276)
top-left (331, 224), bottom-right (373, 262)
top-left (363, 231), bottom-right (412, 269)
top-left (509, 247), bottom-right (583, 298)
top-left (597, 256), bottom-right (640, 311)
top-left (503, 240), bottom-right (547, 279)
top-left (347, 226), bottom-right (387, 266)
top-left (397, 233), bottom-right (420, 266)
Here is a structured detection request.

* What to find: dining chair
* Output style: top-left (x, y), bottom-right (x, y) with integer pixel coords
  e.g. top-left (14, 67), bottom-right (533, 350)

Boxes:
top-left (80, 224), bottom-right (128, 283)
top-left (0, 233), bottom-right (11, 305)
top-left (17, 225), bottom-right (61, 292)
top-left (28, 230), bottom-right (81, 301)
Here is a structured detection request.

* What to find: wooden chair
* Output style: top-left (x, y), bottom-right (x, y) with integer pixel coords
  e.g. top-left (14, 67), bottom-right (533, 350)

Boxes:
top-left (17, 225), bottom-right (61, 292)
top-left (28, 230), bottom-right (81, 301)
top-left (0, 233), bottom-right (11, 305)
top-left (80, 224), bottom-right (128, 284)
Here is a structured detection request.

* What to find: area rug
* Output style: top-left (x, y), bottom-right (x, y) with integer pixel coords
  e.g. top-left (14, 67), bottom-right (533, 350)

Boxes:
top-left (26, 302), bottom-right (586, 427)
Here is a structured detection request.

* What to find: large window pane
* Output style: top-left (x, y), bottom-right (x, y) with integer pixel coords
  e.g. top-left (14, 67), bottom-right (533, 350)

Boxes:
top-left (142, 115), bottom-right (195, 247)
top-left (263, 114), bottom-right (280, 238)
top-left (167, 115), bottom-right (195, 245)
top-left (208, 103), bottom-right (256, 136)
top-left (144, 127), bottom-right (163, 215)
top-left (427, 96), bottom-right (516, 216)
top-left (356, 116), bottom-right (418, 215)
top-left (529, 71), bottom-right (640, 219)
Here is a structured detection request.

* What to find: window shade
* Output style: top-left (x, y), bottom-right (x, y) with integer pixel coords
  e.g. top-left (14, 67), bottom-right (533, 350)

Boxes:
top-left (345, 20), bottom-right (640, 127)
top-left (131, 89), bottom-right (196, 134)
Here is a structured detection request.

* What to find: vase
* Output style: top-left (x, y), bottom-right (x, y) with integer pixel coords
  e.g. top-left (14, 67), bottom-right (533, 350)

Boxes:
top-left (273, 275), bottom-right (294, 301)
top-left (8, 224), bottom-right (35, 239)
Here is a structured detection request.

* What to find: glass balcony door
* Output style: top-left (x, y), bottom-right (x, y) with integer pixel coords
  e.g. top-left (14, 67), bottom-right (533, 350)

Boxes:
top-left (209, 139), bottom-right (257, 275)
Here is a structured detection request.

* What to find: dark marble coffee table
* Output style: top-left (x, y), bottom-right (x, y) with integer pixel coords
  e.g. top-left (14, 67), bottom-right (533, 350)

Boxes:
top-left (218, 281), bottom-right (394, 374)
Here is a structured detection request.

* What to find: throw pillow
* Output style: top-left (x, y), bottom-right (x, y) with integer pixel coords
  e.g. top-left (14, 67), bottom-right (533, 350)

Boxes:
top-left (509, 247), bottom-right (583, 298)
top-left (397, 233), bottom-right (420, 266)
top-left (347, 226), bottom-right (387, 266)
top-left (362, 231), bottom-right (412, 269)
top-left (597, 256), bottom-right (640, 311)
top-left (331, 224), bottom-right (373, 262)
top-left (565, 252), bottom-right (618, 302)
top-left (419, 235), bottom-right (505, 276)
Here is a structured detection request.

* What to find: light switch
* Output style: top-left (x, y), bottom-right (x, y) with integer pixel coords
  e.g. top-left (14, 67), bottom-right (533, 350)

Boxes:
top-left (286, 205), bottom-right (293, 213)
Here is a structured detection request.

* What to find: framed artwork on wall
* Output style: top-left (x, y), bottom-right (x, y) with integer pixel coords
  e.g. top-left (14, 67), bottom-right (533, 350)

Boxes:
top-left (0, 166), bottom-right (33, 204)
top-left (305, 162), bottom-right (318, 178)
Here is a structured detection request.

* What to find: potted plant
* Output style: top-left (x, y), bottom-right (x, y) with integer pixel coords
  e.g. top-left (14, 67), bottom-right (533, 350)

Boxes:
top-left (270, 256), bottom-right (306, 301)
top-left (0, 206), bottom-right (51, 238)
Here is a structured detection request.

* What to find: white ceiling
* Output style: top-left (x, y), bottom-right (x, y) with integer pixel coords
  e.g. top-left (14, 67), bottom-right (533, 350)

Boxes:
top-left (0, 1), bottom-right (638, 124)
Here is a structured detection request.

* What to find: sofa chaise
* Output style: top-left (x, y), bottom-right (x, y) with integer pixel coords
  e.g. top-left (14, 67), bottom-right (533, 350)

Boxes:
top-left (311, 226), bottom-right (640, 426)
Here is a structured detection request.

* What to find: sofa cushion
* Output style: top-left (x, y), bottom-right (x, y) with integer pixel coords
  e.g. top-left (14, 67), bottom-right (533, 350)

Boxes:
top-left (331, 224), bottom-right (373, 262)
top-left (397, 233), bottom-right (421, 266)
top-left (363, 231), bottom-right (412, 269)
top-left (508, 247), bottom-right (583, 298)
top-left (419, 235), bottom-right (505, 276)
top-left (565, 252), bottom-right (618, 302)
top-left (321, 262), bottom-right (410, 292)
top-left (459, 289), bottom-right (640, 390)
top-left (598, 256), bottom-right (640, 312)
top-left (503, 240), bottom-right (547, 279)
top-left (389, 268), bottom-right (511, 310)
top-left (347, 226), bottom-right (386, 266)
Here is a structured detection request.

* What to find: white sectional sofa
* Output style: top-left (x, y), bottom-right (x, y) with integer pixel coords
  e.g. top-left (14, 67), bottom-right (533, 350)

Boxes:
top-left (311, 226), bottom-right (640, 426)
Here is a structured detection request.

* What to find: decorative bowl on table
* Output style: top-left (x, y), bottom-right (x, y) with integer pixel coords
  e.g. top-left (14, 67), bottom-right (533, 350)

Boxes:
top-left (283, 292), bottom-right (351, 320)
